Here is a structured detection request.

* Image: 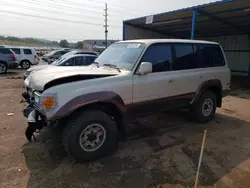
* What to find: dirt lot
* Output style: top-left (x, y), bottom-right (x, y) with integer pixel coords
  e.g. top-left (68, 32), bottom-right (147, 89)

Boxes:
top-left (0, 70), bottom-right (250, 188)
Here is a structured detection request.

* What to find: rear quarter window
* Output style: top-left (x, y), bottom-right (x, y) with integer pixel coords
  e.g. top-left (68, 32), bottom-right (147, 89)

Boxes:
top-left (23, 49), bottom-right (32, 55)
top-left (0, 48), bottom-right (12, 54)
top-left (200, 44), bottom-right (225, 67)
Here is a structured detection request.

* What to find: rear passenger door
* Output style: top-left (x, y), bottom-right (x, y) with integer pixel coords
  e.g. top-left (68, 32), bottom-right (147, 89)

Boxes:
top-left (23, 49), bottom-right (34, 63)
top-left (169, 43), bottom-right (204, 96)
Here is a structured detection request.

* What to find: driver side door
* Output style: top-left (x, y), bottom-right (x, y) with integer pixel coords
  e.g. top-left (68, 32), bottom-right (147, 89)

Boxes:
top-left (131, 43), bottom-right (176, 116)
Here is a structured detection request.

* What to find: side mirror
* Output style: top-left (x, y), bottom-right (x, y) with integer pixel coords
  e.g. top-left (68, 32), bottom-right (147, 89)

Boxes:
top-left (137, 62), bottom-right (152, 75)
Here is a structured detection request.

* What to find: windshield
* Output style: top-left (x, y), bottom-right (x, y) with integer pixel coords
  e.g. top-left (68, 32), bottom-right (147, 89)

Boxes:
top-left (45, 50), bottom-right (58, 56)
top-left (94, 42), bottom-right (145, 71)
top-left (51, 57), bottom-right (67, 65)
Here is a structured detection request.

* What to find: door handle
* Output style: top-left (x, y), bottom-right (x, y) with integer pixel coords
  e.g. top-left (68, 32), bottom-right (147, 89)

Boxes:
top-left (169, 80), bottom-right (174, 83)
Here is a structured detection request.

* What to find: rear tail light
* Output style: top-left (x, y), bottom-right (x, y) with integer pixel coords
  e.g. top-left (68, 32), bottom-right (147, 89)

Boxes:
top-left (11, 54), bottom-right (16, 61)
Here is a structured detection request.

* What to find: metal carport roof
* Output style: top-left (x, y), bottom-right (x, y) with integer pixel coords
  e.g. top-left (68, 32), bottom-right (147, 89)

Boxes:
top-left (123, 0), bottom-right (250, 39)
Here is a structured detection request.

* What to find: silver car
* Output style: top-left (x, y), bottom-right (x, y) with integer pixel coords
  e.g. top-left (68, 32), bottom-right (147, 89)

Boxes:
top-left (0, 48), bottom-right (19, 74)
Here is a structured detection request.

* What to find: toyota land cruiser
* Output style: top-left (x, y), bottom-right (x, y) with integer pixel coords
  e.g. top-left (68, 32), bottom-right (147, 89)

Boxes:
top-left (22, 39), bottom-right (231, 162)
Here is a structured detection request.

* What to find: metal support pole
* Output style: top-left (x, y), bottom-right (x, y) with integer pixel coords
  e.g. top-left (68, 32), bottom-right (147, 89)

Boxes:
top-left (191, 9), bottom-right (197, 40)
top-left (104, 3), bottom-right (108, 48)
top-left (122, 21), bottom-right (125, 41)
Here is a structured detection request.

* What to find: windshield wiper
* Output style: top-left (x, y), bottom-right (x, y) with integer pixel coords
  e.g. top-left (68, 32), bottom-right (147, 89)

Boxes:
top-left (103, 63), bottom-right (120, 72)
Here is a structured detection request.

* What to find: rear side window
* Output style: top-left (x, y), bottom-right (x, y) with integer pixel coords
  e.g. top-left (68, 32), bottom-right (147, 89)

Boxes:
top-left (200, 45), bottom-right (225, 67)
top-left (141, 44), bottom-right (172, 72)
top-left (172, 44), bottom-right (199, 70)
top-left (23, 49), bottom-right (32, 54)
top-left (11, 48), bottom-right (21, 54)
top-left (0, 48), bottom-right (11, 54)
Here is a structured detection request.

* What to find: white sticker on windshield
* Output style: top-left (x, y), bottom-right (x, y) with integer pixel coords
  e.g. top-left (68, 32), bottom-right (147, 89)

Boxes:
top-left (127, 44), bottom-right (141, 48)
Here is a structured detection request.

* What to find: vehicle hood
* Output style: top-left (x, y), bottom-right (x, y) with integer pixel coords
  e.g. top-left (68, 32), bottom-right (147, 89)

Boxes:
top-left (25, 66), bottom-right (119, 91)
top-left (27, 65), bottom-right (49, 73)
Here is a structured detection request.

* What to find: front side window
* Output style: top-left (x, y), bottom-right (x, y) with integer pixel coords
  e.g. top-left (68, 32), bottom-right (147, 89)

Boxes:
top-left (11, 48), bottom-right (21, 54)
top-left (75, 57), bottom-right (85, 66)
top-left (94, 43), bottom-right (145, 71)
top-left (141, 44), bottom-right (171, 72)
top-left (172, 44), bottom-right (199, 70)
top-left (200, 44), bottom-right (225, 67)
top-left (86, 57), bottom-right (96, 65)
top-left (63, 58), bottom-right (74, 66)
top-left (23, 49), bottom-right (32, 54)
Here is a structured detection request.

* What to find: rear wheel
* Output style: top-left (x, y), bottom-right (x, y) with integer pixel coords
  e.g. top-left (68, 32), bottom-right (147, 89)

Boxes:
top-left (191, 91), bottom-right (217, 123)
top-left (62, 109), bottom-right (118, 162)
top-left (21, 61), bottom-right (31, 69)
top-left (0, 62), bottom-right (7, 74)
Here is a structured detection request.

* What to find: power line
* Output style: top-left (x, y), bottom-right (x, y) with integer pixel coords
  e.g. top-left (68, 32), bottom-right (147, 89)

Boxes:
top-left (4, 0), bottom-right (141, 17)
top-left (11, 0), bottom-right (103, 15)
top-left (0, 2), bottom-right (112, 23)
top-left (3, 0), bottom-right (126, 21)
top-left (0, 10), bottom-right (121, 28)
top-left (82, 0), bottom-right (147, 14)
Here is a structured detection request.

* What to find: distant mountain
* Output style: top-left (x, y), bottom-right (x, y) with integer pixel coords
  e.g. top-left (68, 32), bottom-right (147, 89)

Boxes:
top-left (0, 35), bottom-right (59, 47)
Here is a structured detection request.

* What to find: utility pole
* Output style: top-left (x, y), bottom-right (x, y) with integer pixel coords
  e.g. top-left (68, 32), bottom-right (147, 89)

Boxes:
top-left (104, 3), bottom-right (108, 48)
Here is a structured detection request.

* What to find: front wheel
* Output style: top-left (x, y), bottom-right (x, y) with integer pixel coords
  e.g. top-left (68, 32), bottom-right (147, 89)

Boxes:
top-left (191, 91), bottom-right (217, 123)
top-left (62, 109), bottom-right (118, 162)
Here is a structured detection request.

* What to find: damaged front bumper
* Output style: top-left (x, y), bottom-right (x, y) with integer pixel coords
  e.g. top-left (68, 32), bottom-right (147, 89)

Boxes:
top-left (22, 91), bottom-right (47, 141)
top-left (23, 105), bottom-right (47, 141)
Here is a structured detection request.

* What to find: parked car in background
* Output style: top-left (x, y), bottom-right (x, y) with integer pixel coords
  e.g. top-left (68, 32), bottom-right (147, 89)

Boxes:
top-left (50, 50), bottom-right (100, 65)
top-left (0, 48), bottom-right (19, 74)
top-left (42, 49), bottom-right (70, 63)
top-left (23, 54), bottom-right (97, 79)
top-left (10, 47), bottom-right (39, 69)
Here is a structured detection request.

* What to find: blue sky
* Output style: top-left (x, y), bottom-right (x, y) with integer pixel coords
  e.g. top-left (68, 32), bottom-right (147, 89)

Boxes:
top-left (0, 0), bottom-right (218, 42)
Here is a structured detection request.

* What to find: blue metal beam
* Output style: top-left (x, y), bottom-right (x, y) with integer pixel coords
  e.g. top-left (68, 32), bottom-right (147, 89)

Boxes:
top-left (122, 21), bottom-right (125, 40)
top-left (191, 9), bottom-right (197, 40)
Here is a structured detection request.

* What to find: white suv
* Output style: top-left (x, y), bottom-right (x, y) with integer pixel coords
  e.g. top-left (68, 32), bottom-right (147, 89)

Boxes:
top-left (23, 39), bottom-right (231, 162)
top-left (10, 47), bottom-right (39, 69)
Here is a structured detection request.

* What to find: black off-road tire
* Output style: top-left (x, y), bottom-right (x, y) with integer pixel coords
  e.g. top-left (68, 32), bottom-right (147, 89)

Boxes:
top-left (20, 60), bottom-right (31, 69)
top-left (191, 91), bottom-right (217, 123)
top-left (62, 109), bottom-right (118, 162)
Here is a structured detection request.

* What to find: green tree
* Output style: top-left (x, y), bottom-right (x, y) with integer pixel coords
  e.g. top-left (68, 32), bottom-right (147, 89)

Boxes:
top-left (59, 39), bottom-right (69, 48)
top-left (75, 41), bottom-right (83, 49)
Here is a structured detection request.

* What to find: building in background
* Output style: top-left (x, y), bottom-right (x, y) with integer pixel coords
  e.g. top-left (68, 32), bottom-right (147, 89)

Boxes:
top-left (83, 39), bottom-right (118, 52)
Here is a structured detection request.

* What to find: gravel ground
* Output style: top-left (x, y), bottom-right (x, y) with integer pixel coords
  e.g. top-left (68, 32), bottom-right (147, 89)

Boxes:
top-left (0, 68), bottom-right (250, 188)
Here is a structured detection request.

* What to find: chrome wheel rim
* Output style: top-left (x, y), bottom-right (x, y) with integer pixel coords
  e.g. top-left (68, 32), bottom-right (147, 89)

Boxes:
top-left (79, 124), bottom-right (106, 152)
top-left (0, 63), bottom-right (6, 73)
top-left (22, 61), bottom-right (30, 69)
top-left (202, 98), bottom-right (213, 116)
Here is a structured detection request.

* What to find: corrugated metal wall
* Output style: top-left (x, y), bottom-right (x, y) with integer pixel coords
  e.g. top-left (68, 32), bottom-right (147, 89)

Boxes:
top-left (124, 24), bottom-right (170, 40)
top-left (199, 35), bottom-right (250, 76)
